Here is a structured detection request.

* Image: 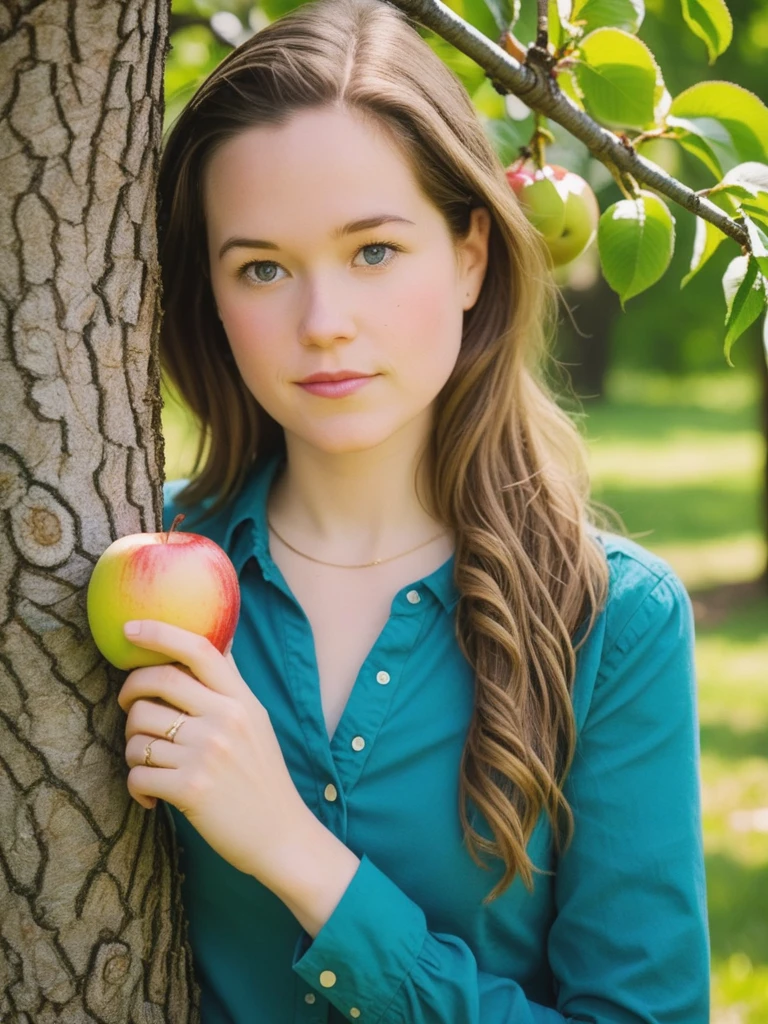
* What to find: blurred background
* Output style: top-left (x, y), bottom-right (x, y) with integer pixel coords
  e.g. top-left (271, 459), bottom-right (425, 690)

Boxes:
top-left (160, 0), bottom-right (768, 1018)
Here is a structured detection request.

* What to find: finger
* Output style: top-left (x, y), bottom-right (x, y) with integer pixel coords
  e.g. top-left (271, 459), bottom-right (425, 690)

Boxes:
top-left (124, 700), bottom-right (194, 744)
top-left (118, 662), bottom-right (217, 717)
top-left (126, 734), bottom-right (185, 771)
top-left (128, 764), bottom-right (192, 814)
top-left (123, 621), bottom-right (241, 698)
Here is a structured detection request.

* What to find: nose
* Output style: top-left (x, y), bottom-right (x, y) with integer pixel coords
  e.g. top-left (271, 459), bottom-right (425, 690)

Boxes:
top-left (298, 272), bottom-right (357, 348)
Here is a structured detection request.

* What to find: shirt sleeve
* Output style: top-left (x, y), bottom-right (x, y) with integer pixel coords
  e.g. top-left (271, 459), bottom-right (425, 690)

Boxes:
top-left (291, 569), bottom-right (710, 1023)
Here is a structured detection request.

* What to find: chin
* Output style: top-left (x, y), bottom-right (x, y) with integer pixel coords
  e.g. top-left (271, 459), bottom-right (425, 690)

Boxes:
top-left (301, 430), bottom-right (395, 455)
top-left (290, 414), bottom-right (425, 455)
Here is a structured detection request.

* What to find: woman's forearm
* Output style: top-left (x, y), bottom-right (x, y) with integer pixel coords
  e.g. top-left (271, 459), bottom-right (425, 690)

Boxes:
top-left (264, 809), bottom-right (362, 939)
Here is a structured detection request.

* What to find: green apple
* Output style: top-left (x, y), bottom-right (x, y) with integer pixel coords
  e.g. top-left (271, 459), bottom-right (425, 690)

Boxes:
top-left (87, 514), bottom-right (240, 670)
top-left (506, 161), bottom-right (599, 267)
top-left (545, 164), bottom-right (600, 266)
top-left (506, 164), bottom-right (566, 241)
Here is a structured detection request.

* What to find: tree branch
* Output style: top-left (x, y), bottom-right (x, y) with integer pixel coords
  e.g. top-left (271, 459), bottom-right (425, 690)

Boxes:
top-left (535, 0), bottom-right (549, 52)
top-left (388, 0), bottom-right (749, 249)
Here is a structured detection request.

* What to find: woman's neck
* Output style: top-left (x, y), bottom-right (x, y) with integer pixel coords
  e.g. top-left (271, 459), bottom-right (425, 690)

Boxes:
top-left (266, 434), bottom-right (450, 565)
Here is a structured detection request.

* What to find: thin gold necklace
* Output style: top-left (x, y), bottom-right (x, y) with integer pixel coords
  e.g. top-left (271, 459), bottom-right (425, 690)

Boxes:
top-left (266, 517), bottom-right (447, 568)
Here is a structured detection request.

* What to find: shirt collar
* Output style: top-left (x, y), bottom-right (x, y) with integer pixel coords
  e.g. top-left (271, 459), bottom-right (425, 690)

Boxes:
top-left (223, 449), bottom-right (285, 578)
top-left (223, 449), bottom-right (459, 613)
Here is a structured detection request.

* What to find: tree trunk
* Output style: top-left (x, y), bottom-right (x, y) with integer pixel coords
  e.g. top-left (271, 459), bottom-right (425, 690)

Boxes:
top-left (0, 1), bottom-right (200, 1019)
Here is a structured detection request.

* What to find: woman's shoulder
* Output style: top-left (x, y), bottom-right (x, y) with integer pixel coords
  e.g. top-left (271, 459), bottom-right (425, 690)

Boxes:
top-left (588, 528), bottom-right (694, 656)
top-left (566, 529), bottom-right (697, 739)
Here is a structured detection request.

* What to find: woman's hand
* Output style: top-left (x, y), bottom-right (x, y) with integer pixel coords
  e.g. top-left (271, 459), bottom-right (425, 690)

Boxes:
top-left (117, 619), bottom-right (313, 887)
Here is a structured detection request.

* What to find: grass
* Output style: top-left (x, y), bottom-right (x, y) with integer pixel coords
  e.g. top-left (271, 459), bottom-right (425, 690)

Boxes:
top-left (162, 366), bottom-right (768, 1021)
top-left (582, 368), bottom-right (768, 1022)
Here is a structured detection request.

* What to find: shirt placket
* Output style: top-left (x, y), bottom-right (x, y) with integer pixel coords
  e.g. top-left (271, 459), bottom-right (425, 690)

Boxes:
top-left (251, 533), bottom-right (431, 1023)
top-left (281, 584), bottom-right (429, 846)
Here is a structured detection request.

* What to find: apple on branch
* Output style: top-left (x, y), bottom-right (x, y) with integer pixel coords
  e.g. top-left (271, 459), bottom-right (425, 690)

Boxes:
top-left (506, 161), bottom-right (599, 268)
top-left (87, 514), bottom-right (241, 670)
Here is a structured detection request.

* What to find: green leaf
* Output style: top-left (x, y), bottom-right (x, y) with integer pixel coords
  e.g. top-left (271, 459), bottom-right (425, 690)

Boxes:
top-left (667, 123), bottom-right (728, 179)
top-left (472, 77), bottom-right (507, 119)
top-left (484, 116), bottom-right (535, 166)
top-left (713, 163), bottom-right (768, 229)
top-left (571, 0), bottom-right (644, 34)
top-left (477, 0), bottom-right (519, 33)
top-left (460, 0), bottom-right (507, 39)
top-left (681, 190), bottom-right (737, 288)
top-left (740, 199), bottom-right (768, 231)
top-left (721, 161), bottom-right (768, 193)
top-left (668, 83), bottom-right (768, 179)
top-left (742, 214), bottom-right (768, 279)
top-left (557, 68), bottom-right (586, 111)
top-left (598, 190), bottom-right (676, 305)
top-left (680, 0), bottom-right (733, 64)
top-left (575, 28), bottom-right (664, 130)
top-left (711, 183), bottom-right (761, 202)
top-left (507, 0), bottom-right (523, 31)
top-left (722, 255), bottom-right (767, 365)
top-left (549, 0), bottom-right (581, 51)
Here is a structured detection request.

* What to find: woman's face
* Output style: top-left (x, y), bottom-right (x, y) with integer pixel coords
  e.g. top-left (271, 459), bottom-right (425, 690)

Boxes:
top-left (203, 105), bottom-right (490, 456)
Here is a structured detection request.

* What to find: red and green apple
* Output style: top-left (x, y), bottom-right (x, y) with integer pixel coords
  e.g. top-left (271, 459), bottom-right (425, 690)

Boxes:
top-left (506, 161), bottom-right (600, 267)
top-left (87, 514), bottom-right (240, 670)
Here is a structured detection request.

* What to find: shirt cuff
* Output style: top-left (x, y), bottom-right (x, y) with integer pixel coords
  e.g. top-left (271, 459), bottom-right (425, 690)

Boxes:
top-left (291, 853), bottom-right (427, 1021)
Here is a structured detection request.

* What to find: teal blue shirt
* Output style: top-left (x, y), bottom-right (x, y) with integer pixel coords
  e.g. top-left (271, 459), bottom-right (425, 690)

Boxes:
top-left (162, 450), bottom-right (709, 1023)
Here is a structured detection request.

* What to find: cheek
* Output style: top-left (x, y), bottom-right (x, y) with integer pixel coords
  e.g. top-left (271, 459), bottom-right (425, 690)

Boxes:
top-left (216, 303), bottom-right (288, 419)
top-left (388, 269), bottom-right (464, 377)
top-left (221, 302), bottom-right (276, 364)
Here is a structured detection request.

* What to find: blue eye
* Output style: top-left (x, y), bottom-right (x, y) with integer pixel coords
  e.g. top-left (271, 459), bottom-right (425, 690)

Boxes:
top-left (359, 244), bottom-right (389, 266)
top-left (236, 241), bottom-right (402, 286)
top-left (249, 263), bottom-right (282, 284)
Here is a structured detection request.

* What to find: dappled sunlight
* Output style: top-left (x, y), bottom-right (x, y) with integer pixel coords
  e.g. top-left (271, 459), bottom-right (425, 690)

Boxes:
top-left (652, 535), bottom-right (766, 588)
top-left (711, 955), bottom-right (768, 1024)
top-left (605, 368), bottom-right (760, 411)
top-left (587, 432), bottom-right (762, 486)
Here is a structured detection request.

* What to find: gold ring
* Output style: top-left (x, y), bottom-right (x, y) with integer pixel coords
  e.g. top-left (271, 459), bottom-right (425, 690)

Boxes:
top-left (165, 712), bottom-right (187, 742)
top-left (143, 739), bottom-right (158, 767)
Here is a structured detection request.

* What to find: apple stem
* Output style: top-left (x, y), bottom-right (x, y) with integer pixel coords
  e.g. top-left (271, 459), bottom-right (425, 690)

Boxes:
top-left (532, 115), bottom-right (546, 170)
top-left (165, 513), bottom-right (186, 543)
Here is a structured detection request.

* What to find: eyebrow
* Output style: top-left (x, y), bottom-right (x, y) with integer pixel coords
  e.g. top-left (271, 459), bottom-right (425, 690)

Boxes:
top-left (218, 215), bottom-right (416, 259)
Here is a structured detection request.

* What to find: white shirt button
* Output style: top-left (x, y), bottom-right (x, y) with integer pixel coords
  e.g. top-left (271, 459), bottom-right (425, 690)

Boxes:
top-left (351, 736), bottom-right (365, 751)
top-left (304, 993), bottom-right (316, 1004)
top-left (319, 970), bottom-right (337, 988)
top-left (406, 589), bottom-right (421, 604)
top-left (350, 1009), bottom-right (361, 1018)
top-left (324, 783), bottom-right (338, 802)
top-left (376, 670), bottom-right (390, 685)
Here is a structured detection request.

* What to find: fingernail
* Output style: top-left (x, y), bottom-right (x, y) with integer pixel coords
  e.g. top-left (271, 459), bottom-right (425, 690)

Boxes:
top-left (124, 621), bottom-right (141, 636)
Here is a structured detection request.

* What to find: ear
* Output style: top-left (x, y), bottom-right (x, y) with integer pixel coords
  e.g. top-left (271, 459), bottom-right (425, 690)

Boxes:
top-left (456, 206), bottom-right (491, 311)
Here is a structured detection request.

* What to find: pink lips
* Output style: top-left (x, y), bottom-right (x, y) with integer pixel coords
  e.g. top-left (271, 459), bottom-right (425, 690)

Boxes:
top-left (297, 376), bottom-right (378, 398)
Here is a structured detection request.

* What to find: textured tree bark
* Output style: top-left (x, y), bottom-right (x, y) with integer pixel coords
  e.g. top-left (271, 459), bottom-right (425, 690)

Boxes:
top-left (0, 0), bottom-right (200, 1020)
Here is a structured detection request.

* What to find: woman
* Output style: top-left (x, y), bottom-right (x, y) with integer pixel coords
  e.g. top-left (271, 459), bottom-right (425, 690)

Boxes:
top-left (117, 0), bottom-right (710, 1019)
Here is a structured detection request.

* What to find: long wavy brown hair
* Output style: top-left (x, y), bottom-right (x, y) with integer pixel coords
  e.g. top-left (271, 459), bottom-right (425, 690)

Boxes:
top-left (157, 0), bottom-right (624, 903)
